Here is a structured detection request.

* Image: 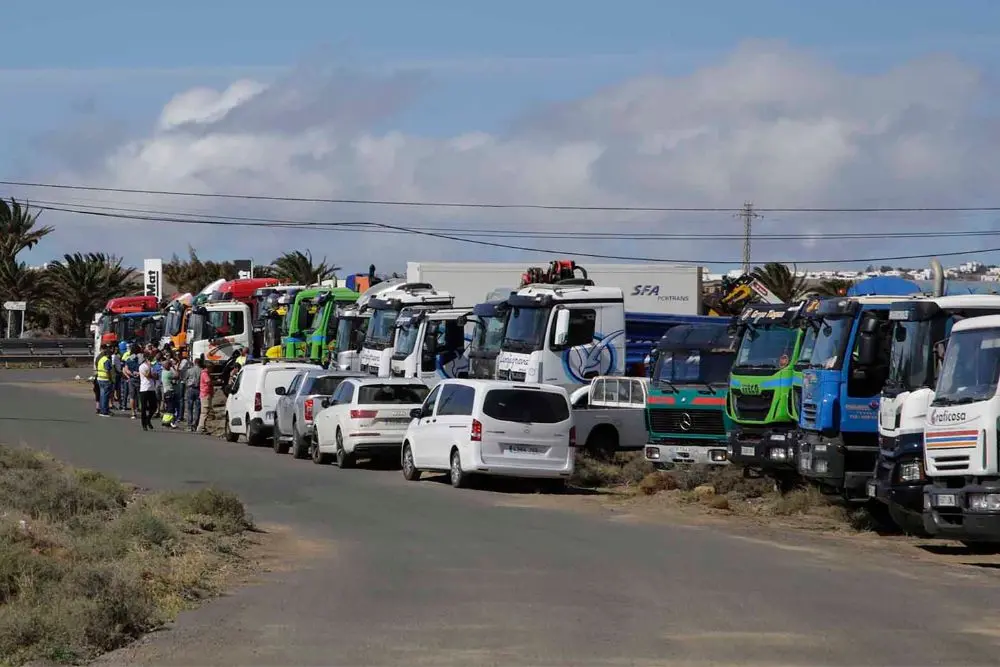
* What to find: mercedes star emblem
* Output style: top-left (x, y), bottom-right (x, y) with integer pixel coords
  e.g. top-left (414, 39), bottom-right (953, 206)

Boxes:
top-left (679, 413), bottom-right (693, 431)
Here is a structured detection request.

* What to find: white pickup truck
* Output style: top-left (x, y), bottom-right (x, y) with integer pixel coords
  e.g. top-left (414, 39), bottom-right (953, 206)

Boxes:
top-left (569, 376), bottom-right (649, 457)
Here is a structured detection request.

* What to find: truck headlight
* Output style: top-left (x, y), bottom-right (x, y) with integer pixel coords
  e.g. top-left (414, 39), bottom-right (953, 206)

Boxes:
top-left (814, 443), bottom-right (828, 453)
top-left (645, 446), bottom-right (660, 460)
top-left (898, 461), bottom-right (924, 483)
top-left (968, 493), bottom-right (1000, 512)
top-left (813, 460), bottom-right (828, 474)
top-left (710, 450), bottom-right (727, 462)
top-left (768, 447), bottom-right (788, 460)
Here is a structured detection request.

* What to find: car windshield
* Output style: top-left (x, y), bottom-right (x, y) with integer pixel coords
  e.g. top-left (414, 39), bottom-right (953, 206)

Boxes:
top-left (394, 320), bottom-right (421, 356)
top-left (366, 309), bottom-right (399, 345)
top-left (888, 320), bottom-right (934, 391)
top-left (482, 389), bottom-right (570, 423)
top-left (734, 324), bottom-right (797, 371)
top-left (795, 326), bottom-right (818, 370)
top-left (655, 350), bottom-right (735, 386)
top-left (933, 327), bottom-right (1000, 405)
top-left (306, 375), bottom-right (350, 396)
top-left (808, 317), bottom-right (853, 370)
top-left (470, 314), bottom-right (507, 354)
top-left (502, 307), bottom-right (549, 352)
top-left (358, 384), bottom-right (429, 404)
top-left (164, 309), bottom-right (184, 337)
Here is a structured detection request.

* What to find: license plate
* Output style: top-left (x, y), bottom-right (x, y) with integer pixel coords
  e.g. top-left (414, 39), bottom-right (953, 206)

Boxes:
top-left (672, 447), bottom-right (693, 457)
top-left (381, 418), bottom-right (411, 424)
top-left (936, 494), bottom-right (957, 507)
top-left (508, 445), bottom-right (542, 455)
top-left (770, 434), bottom-right (786, 441)
top-left (265, 411), bottom-right (275, 420)
top-left (740, 446), bottom-right (755, 456)
top-left (866, 481), bottom-right (876, 498)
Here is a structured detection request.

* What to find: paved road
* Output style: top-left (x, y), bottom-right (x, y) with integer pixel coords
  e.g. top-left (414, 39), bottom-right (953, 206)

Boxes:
top-left (3, 373), bottom-right (1000, 666)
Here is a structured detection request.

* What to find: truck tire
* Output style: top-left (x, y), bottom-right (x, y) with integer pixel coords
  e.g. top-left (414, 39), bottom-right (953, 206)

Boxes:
top-left (584, 425), bottom-right (618, 461)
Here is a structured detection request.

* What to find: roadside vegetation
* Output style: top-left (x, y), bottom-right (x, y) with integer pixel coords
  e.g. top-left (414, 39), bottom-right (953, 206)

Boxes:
top-left (0, 445), bottom-right (257, 665)
top-left (571, 452), bottom-right (876, 531)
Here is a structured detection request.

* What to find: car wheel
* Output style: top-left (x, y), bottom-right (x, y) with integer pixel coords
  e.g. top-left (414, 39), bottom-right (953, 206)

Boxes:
top-left (272, 417), bottom-right (290, 454)
top-left (224, 413), bottom-right (239, 442)
top-left (401, 443), bottom-right (420, 481)
top-left (291, 420), bottom-right (309, 459)
top-left (311, 430), bottom-right (332, 465)
top-left (449, 448), bottom-right (467, 488)
top-left (335, 428), bottom-right (354, 469)
top-left (246, 413), bottom-right (262, 446)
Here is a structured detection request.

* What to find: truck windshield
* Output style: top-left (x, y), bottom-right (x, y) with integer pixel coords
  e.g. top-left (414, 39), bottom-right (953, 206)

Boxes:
top-left (366, 309), bottom-right (399, 345)
top-left (887, 320), bottom-right (934, 391)
top-left (164, 309), bottom-right (184, 337)
top-left (336, 317), bottom-right (356, 352)
top-left (188, 313), bottom-right (212, 342)
top-left (655, 350), bottom-right (735, 386)
top-left (502, 307), bottom-right (549, 352)
top-left (808, 316), bottom-right (853, 370)
top-left (933, 327), bottom-right (1000, 405)
top-left (310, 304), bottom-right (327, 333)
top-left (470, 315), bottom-right (507, 354)
top-left (795, 326), bottom-right (818, 371)
top-left (734, 325), bottom-right (796, 371)
top-left (294, 299), bottom-right (315, 334)
top-left (394, 320), bottom-right (420, 356)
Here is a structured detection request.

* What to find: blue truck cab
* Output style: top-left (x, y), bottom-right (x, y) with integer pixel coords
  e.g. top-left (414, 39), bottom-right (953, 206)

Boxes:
top-left (797, 295), bottom-right (907, 500)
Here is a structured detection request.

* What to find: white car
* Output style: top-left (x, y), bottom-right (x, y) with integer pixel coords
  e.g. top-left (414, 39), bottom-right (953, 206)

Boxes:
top-left (224, 361), bottom-right (317, 445)
top-left (400, 379), bottom-right (575, 489)
top-left (312, 378), bottom-right (431, 468)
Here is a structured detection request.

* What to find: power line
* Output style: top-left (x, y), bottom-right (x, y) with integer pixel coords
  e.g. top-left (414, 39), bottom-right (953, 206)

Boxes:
top-left (5, 179), bottom-right (1000, 213)
top-left (21, 198), bottom-right (1000, 241)
top-left (28, 202), bottom-right (1000, 266)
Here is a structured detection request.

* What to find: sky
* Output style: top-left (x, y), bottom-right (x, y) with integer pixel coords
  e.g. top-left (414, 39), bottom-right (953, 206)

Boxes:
top-left (3, 0), bottom-right (1000, 274)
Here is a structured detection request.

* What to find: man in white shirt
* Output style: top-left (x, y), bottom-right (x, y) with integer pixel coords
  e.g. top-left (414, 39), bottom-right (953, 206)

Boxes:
top-left (138, 356), bottom-right (157, 431)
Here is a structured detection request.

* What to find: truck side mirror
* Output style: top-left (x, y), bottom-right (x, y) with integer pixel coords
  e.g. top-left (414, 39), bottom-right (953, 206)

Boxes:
top-left (553, 309), bottom-right (570, 346)
top-left (933, 338), bottom-right (948, 365)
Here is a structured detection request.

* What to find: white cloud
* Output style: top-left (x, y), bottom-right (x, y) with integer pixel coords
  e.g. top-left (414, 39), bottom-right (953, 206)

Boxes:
top-left (29, 40), bottom-right (1000, 272)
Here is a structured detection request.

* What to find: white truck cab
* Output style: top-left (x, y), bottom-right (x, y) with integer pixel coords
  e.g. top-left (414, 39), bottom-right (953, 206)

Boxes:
top-left (335, 278), bottom-right (406, 372)
top-left (389, 306), bottom-right (473, 386)
top-left (359, 283), bottom-right (454, 377)
top-left (922, 314), bottom-right (1000, 545)
top-left (495, 280), bottom-right (626, 391)
top-left (187, 301), bottom-right (253, 370)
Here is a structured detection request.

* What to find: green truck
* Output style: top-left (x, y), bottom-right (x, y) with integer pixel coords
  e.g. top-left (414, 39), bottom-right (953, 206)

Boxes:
top-left (724, 301), bottom-right (813, 488)
top-left (282, 287), bottom-right (360, 361)
top-left (643, 322), bottom-right (738, 468)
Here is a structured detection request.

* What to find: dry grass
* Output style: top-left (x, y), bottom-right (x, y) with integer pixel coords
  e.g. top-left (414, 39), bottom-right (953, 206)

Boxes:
top-left (573, 452), bottom-right (876, 532)
top-left (0, 445), bottom-right (256, 666)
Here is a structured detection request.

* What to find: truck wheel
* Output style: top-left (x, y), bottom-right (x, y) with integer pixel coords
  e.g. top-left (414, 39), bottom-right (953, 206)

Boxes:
top-left (584, 425), bottom-right (618, 461)
top-left (272, 417), bottom-right (290, 454)
top-left (888, 505), bottom-right (930, 537)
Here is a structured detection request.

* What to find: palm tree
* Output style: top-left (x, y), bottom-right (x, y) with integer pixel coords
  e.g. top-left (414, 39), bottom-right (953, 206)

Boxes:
top-left (43, 253), bottom-right (138, 336)
top-left (0, 199), bottom-right (53, 264)
top-left (270, 250), bottom-right (340, 286)
top-left (164, 247), bottom-right (241, 294)
top-left (813, 278), bottom-right (854, 297)
top-left (751, 262), bottom-right (809, 303)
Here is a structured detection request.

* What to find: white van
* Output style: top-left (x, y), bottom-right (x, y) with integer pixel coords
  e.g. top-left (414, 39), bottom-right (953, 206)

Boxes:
top-left (224, 361), bottom-right (317, 445)
top-left (400, 379), bottom-right (575, 488)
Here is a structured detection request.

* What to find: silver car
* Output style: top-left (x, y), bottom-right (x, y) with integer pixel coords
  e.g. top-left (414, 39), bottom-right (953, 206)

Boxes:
top-left (273, 369), bottom-right (364, 458)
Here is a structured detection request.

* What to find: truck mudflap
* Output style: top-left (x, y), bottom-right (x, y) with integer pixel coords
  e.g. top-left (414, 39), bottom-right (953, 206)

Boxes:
top-left (798, 433), bottom-right (876, 500)
top-left (726, 425), bottom-right (800, 475)
top-left (644, 441), bottom-right (729, 468)
top-left (924, 482), bottom-right (1000, 542)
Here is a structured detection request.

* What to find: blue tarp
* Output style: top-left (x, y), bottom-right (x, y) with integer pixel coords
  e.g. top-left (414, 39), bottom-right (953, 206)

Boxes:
top-left (846, 276), bottom-right (920, 296)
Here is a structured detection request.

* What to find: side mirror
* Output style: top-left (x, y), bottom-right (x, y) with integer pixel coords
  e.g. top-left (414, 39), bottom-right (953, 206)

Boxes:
top-left (321, 398), bottom-right (331, 408)
top-left (933, 338), bottom-right (948, 364)
top-left (860, 315), bottom-right (880, 335)
top-left (275, 386), bottom-right (286, 395)
top-left (410, 407), bottom-right (423, 419)
top-left (553, 309), bottom-right (570, 346)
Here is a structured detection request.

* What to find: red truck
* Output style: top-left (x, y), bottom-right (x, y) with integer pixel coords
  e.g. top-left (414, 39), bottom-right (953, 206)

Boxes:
top-left (208, 278), bottom-right (282, 321)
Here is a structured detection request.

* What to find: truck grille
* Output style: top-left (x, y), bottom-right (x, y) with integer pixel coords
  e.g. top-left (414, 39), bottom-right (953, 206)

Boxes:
top-left (802, 401), bottom-right (818, 425)
top-left (497, 368), bottom-right (525, 382)
top-left (732, 390), bottom-right (774, 421)
top-left (648, 409), bottom-right (725, 436)
top-left (927, 453), bottom-right (971, 474)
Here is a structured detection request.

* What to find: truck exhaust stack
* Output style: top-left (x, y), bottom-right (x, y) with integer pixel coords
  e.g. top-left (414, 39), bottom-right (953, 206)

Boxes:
top-left (930, 258), bottom-right (944, 297)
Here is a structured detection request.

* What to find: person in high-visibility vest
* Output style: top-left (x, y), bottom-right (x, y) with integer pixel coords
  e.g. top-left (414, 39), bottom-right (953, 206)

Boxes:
top-left (236, 347), bottom-right (248, 367)
top-left (95, 344), bottom-right (114, 417)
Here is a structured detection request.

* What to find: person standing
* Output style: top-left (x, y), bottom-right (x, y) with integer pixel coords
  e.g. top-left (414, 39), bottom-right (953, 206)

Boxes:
top-left (95, 344), bottom-right (113, 417)
top-left (197, 358), bottom-right (213, 434)
top-left (138, 354), bottom-right (157, 431)
top-left (184, 358), bottom-right (202, 432)
top-left (124, 343), bottom-right (142, 420)
top-left (152, 353), bottom-right (164, 417)
top-left (160, 359), bottom-right (179, 429)
top-left (176, 352), bottom-right (191, 423)
top-left (112, 343), bottom-right (124, 410)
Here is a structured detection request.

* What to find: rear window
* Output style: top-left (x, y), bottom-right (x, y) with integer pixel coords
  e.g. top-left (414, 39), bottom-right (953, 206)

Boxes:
top-left (358, 384), bottom-right (429, 404)
top-left (307, 375), bottom-right (350, 396)
top-left (482, 389), bottom-right (570, 424)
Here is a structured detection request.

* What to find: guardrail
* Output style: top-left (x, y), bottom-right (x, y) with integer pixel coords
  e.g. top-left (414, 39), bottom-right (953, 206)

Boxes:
top-left (0, 338), bottom-right (94, 366)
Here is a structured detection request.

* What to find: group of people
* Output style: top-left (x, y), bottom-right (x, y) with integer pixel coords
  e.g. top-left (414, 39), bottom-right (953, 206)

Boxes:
top-left (93, 341), bottom-right (214, 432)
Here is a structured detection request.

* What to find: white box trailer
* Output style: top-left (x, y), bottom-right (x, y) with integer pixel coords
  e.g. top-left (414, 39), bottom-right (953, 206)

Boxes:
top-left (406, 262), bottom-right (703, 314)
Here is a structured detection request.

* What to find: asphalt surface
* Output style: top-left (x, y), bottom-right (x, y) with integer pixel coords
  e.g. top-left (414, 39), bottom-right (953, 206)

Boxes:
top-left (3, 371), bottom-right (1000, 666)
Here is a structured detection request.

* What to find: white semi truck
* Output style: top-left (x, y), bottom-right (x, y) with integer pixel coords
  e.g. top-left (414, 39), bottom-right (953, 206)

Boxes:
top-left (389, 306), bottom-right (474, 386)
top-left (358, 283), bottom-right (455, 377)
top-left (334, 278), bottom-right (406, 372)
top-left (922, 314), bottom-right (1000, 548)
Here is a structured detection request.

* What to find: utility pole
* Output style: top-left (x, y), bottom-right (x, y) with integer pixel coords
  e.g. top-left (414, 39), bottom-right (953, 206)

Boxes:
top-left (737, 201), bottom-right (761, 274)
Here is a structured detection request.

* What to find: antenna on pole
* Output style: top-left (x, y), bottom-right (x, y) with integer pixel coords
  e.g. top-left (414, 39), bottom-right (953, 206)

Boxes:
top-left (736, 201), bottom-right (761, 274)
